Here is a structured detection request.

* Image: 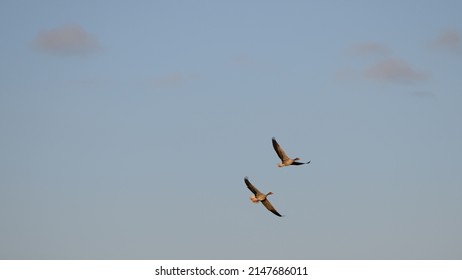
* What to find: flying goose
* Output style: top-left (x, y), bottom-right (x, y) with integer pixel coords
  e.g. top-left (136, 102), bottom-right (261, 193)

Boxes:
top-left (244, 177), bottom-right (283, 217)
top-left (272, 137), bottom-right (310, 167)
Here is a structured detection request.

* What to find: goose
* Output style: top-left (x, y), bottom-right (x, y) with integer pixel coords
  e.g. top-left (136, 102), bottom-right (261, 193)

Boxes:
top-left (244, 177), bottom-right (283, 217)
top-left (272, 137), bottom-right (310, 167)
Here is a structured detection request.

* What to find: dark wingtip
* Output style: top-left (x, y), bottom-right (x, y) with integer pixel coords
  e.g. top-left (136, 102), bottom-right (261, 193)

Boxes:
top-left (271, 210), bottom-right (284, 217)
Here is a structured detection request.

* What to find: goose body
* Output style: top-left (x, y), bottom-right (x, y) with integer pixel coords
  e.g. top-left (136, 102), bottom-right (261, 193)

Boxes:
top-left (244, 177), bottom-right (283, 217)
top-left (272, 137), bottom-right (310, 167)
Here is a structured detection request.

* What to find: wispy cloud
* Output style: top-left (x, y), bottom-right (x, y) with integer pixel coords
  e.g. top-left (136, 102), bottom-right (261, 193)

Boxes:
top-left (348, 42), bottom-right (390, 56)
top-left (364, 58), bottom-right (428, 84)
top-left (33, 25), bottom-right (101, 55)
top-left (431, 29), bottom-right (461, 54)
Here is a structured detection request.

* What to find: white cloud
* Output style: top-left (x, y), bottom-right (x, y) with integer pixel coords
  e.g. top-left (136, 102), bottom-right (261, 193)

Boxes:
top-left (364, 58), bottom-right (428, 84)
top-left (33, 25), bottom-right (101, 55)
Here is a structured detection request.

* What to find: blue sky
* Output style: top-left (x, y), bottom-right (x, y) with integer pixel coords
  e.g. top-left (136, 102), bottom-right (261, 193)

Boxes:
top-left (1, 0), bottom-right (461, 259)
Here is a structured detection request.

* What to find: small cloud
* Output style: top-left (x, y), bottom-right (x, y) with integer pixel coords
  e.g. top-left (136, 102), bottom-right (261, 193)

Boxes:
top-left (364, 58), bottom-right (428, 84)
top-left (33, 25), bottom-right (101, 55)
top-left (431, 29), bottom-right (461, 54)
top-left (348, 43), bottom-right (390, 56)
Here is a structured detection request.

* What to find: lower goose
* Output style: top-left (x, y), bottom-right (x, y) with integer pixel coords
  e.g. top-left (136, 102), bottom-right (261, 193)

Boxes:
top-left (244, 177), bottom-right (283, 217)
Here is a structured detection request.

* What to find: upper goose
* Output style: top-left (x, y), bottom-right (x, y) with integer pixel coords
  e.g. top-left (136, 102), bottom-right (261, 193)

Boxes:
top-left (272, 137), bottom-right (310, 167)
top-left (244, 177), bottom-right (283, 217)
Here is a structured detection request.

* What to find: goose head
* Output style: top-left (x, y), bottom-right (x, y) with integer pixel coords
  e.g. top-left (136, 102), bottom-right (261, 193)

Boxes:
top-left (266, 192), bottom-right (274, 196)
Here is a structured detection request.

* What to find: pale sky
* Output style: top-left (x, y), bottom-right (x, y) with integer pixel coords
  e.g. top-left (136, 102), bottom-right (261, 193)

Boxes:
top-left (1, 0), bottom-right (461, 259)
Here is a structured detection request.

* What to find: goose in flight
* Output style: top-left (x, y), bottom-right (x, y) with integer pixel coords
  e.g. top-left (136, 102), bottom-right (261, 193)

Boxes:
top-left (245, 177), bottom-right (283, 217)
top-left (272, 137), bottom-right (310, 167)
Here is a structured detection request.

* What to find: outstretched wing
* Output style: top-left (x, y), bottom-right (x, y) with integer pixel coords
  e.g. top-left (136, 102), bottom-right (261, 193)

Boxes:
top-left (262, 199), bottom-right (283, 217)
top-left (291, 160), bottom-right (311, 166)
top-left (244, 177), bottom-right (261, 196)
top-left (272, 137), bottom-right (289, 161)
